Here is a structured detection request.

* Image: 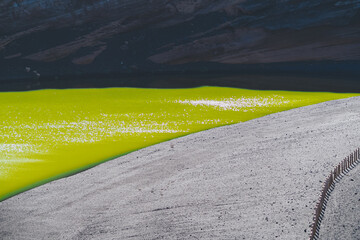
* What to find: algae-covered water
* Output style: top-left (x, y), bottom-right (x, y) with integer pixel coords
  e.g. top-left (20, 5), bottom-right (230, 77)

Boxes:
top-left (0, 87), bottom-right (357, 201)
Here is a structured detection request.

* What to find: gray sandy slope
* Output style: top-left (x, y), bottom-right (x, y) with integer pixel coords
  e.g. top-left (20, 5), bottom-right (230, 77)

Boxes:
top-left (319, 160), bottom-right (360, 239)
top-left (1, 97), bottom-right (360, 240)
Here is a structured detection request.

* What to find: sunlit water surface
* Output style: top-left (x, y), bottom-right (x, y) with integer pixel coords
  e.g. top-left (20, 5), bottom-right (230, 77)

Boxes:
top-left (0, 87), bottom-right (357, 200)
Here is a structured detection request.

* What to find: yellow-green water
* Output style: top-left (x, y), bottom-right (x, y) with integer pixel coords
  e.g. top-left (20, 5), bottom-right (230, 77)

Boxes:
top-left (0, 87), bottom-right (357, 201)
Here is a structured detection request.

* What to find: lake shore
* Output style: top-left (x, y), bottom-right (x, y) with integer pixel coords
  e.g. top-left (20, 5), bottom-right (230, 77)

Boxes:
top-left (1, 97), bottom-right (360, 239)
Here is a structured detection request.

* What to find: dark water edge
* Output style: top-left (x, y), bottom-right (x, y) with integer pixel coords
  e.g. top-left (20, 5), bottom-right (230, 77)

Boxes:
top-left (1, 72), bottom-right (360, 93)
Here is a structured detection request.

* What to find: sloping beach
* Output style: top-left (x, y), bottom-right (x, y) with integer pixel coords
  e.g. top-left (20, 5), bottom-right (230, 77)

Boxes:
top-left (1, 97), bottom-right (360, 239)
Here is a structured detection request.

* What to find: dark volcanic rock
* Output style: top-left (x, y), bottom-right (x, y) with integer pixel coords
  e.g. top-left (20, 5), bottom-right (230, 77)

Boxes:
top-left (0, 0), bottom-right (360, 83)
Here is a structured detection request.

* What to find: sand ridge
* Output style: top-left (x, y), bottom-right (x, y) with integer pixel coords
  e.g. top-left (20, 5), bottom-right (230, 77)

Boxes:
top-left (319, 158), bottom-right (360, 239)
top-left (1, 97), bottom-right (360, 239)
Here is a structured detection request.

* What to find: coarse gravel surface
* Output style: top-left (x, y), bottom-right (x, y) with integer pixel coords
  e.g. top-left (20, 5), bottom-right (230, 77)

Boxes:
top-left (1, 97), bottom-right (360, 240)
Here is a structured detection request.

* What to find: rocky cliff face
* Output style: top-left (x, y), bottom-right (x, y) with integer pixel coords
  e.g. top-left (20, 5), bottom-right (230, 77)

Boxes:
top-left (0, 0), bottom-right (360, 82)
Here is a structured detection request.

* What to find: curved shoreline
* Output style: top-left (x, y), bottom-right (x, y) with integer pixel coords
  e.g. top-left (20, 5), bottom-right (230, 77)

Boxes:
top-left (1, 97), bottom-right (360, 239)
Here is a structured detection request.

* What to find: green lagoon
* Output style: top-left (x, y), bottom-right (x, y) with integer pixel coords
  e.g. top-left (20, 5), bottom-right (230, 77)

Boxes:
top-left (0, 87), bottom-right (357, 201)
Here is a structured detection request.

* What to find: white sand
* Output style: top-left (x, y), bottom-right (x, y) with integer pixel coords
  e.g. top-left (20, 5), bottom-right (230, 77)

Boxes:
top-left (1, 97), bottom-right (360, 239)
